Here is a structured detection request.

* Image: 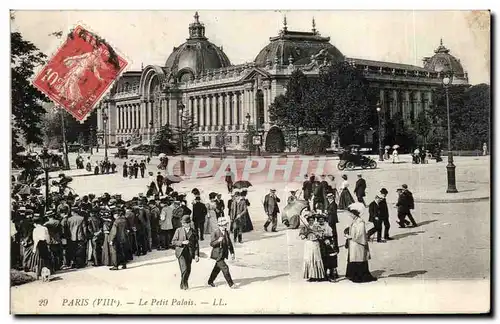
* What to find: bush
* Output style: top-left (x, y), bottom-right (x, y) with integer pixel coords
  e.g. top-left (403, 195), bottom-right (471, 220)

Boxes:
top-left (299, 134), bottom-right (329, 155)
top-left (265, 127), bottom-right (286, 153)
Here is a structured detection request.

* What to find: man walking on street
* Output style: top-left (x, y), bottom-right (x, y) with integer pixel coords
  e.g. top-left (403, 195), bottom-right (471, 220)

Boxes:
top-left (208, 218), bottom-right (236, 288)
top-left (156, 172), bottom-right (164, 196)
top-left (263, 188), bottom-right (280, 232)
top-left (171, 215), bottom-right (200, 290)
top-left (367, 195), bottom-right (384, 242)
top-left (354, 174), bottom-right (367, 206)
top-left (396, 185), bottom-right (417, 228)
top-left (192, 196), bottom-right (207, 240)
top-left (378, 188), bottom-right (393, 240)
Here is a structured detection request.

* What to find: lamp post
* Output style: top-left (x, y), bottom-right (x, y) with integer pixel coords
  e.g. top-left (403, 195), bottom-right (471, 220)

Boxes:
top-left (39, 147), bottom-right (51, 211)
top-left (245, 113), bottom-right (251, 156)
top-left (102, 107), bottom-right (109, 160)
top-left (89, 126), bottom-right (94, 155)
top-left (442, 75), bottom-right (458, 193)
top-left (178, 102), bottom-right (186, 176)
top-left (376, 102), bottom-right (384, 161)
top-left (149, 120), bottom-right (154, 158)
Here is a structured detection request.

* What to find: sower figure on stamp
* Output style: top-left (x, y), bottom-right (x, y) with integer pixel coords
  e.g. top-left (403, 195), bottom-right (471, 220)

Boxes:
top-left (171, 215), bottom-right (200, 290)
top-left (263, 188), bottom-right (280, 232)
top-left (208, 218), bottom-right (236, 288)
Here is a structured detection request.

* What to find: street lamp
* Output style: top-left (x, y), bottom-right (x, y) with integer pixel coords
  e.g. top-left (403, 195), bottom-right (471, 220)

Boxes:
top-left (39, 147), bottom-right (51, 211)
top-left (178, 101), bottom-right (186, 176)
top-left (376, 102), bottom-right (384, 161)
top-left (149, 120), bottom-right (154, 158)
top-left (102, 107), bottom-right (109, 160)
top-left (245, 113), bottom-right (251, 156)
top-left (442, 74), bottom-right (458, 193)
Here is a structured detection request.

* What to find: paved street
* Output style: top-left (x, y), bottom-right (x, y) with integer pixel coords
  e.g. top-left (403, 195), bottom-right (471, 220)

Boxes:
top-left (13, 153), bottom-right (490, 314)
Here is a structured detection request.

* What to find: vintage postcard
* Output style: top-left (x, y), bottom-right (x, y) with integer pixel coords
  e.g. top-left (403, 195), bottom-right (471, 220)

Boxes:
top-left (10, 10), bottom-right (490, 314)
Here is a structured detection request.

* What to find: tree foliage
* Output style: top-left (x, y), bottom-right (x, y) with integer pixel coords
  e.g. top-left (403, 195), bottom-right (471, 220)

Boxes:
top-left (413, 111), bottom-right (432, 146)
top-left (264, 126), bottom-right (286, 153)
top-left (215, 126), bottom-right (228, 148)
top-left (243, 124), bottom-right (258, 151)
top-left (177, 113), bottom-right (199, 154)
top-left (11, 30), bottom-right (48, 165)
top-left (153, 123), bottom-right (177, 155)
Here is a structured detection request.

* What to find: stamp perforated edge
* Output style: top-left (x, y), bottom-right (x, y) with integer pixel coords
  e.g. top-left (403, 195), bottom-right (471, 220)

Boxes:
top-left (30, 20), bottom-right (133, 124)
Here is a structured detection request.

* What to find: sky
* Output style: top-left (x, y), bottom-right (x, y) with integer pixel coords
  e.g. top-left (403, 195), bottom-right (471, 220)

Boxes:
top-left (11, 10), bottom-right (490, 85)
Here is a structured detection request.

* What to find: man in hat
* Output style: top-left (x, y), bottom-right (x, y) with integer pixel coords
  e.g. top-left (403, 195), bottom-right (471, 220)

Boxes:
top-left (109, 210), bottom-right (130, 270)
top-left (192, 196), bottom-right (207, 241)
top-left (159, 197), bottom-right (175, 250)
top-left (396, 186), bottom-right (417, 228)
top-left (149, 198), bottom-right (161, 250)
top-left (208, 218), bottom-right (236, 288)
top-left (156, 172), bottom-right (164, 196)
top-left (234, 191), bottom-right (249, 243)
top-left (378, 188), bottom-right (393, 240)
top-left (263, 188), bottom-right (280, 232)
top-left (88, 208), bottom-right (103, 266)
top-left (124, 203), bottom-right (138, 256)
top-left (63, 206), bottom-right (87, 268)
top-left (171, 215), bottom-right (200, 290)
top-left (354, 174), bottom-right (367, 207)
top-left (44, 210), bottom-right (63, 270)
top-left (225, 167), bottom-right (235, 194)
top-left (367, 195), bottom-right (384, 242)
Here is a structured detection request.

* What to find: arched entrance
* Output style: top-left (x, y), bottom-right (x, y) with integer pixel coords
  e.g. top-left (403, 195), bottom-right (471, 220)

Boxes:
top-left (265, 126), bottom-right (286, 153)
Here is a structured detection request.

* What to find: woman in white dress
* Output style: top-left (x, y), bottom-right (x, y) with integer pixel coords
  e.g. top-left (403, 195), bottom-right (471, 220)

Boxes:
top-left (204, 192), bottom-right (219, 235)
top-left (338, 174), bottom-right (355, 210)
top-left (31, 216), bottom-right (53, 279)
top-left (300, 213), bottom-right (325, 281)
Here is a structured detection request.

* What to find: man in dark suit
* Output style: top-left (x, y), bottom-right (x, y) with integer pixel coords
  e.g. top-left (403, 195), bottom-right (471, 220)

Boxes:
top-left (208, 218), bottom-right (236, 288)
top-left (263, 188), bottom-right (280, 232)
top-left (367, 195), bottom-right (384, 242)
top-left (156, 172), bottom-right (164, 196)
top-left (378, 188), bottom-right (393, 240)
top-left (354, 174), bottom-right (367, 206)
top-left (325, 193), bottom-right (338, 230)
top-left (396, 186), bottom-right (418, 228)
top-left (192, 196), bottom-right (207, 240)
top-left (109, 210), bottom-right (130, 270)
top-left (171, 215), bottom-right (200, 290)
top-left (63, 206), bottom-right (88, 268)
top-left (302, 175), bottom-right (314, 201)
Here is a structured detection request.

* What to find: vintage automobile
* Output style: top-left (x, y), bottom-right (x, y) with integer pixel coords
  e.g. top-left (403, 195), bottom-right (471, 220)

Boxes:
top-left (337, 145), bottom-right (377, 170)
top-left (114, 147), bottom-right (128, 159)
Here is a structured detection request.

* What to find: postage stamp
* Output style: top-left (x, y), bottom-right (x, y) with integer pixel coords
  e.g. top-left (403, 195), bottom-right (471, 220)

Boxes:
top-left (32, 25), bottom-right (128, 122)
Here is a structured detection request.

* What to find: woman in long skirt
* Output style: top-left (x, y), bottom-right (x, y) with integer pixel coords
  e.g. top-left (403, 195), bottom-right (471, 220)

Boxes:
top-left (240, 189), bottom-right (253, 232)
top-left (344, 203), bottom-right (377, 283)
top-left (101, 215), bottom-right (113, 266)
top-left (31, 216), bottom-right (53, 279)
top-left (300, 214), bottom-right (325, 281)
top-left (338, 174), bottom-right (355, 210)
top-left (204, 193), bottom-right (219, 235)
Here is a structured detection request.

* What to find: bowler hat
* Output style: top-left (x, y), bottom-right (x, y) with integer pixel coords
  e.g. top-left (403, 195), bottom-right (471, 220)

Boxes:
top-left (181, 215), bottom-right (191, 223)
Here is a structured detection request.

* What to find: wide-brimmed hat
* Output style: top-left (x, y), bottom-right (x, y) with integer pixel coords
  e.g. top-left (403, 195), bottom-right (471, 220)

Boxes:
top-left (315, 213), bottom-right (326, 220)
top-left (326, 192), bottom-right (334, 198)
top-left (217, 218), bottom-right (229, 226)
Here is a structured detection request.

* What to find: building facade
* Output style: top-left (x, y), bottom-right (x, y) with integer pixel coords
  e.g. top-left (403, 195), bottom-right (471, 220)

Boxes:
top-left (97, 12), bottom-right (469, 149)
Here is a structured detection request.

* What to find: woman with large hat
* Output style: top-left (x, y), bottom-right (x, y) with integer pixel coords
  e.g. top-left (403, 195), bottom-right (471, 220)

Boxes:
top-left (344, 203), bottom-right (377, 283)
top-left (299, 212), bottom-right (325, 281)
top-left (31, 214), bottom-right (53, 279)
top-left (338, 174), bottom-right (355, 210)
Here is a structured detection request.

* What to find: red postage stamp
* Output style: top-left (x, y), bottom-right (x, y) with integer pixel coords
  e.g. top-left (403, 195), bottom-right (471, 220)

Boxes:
top-left (33, 25), bottom-right (128, 122)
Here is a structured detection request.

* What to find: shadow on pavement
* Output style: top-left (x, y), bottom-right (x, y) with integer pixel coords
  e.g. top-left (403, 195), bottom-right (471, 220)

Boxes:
top-left (235, 273), bottom-right (289, 288)
top-left (129, 258), bottom-right (176, 269)
top-left (418, 219), bottom-right (438, 227)
top-left (371, 270), bottom-right (385, 278)
top-left (391, 231), bottom-right (426, 240)
top-left (387, 270), bottom-right (428, 278)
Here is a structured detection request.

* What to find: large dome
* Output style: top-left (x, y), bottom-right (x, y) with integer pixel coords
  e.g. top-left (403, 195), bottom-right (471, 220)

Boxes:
top-left (254, 19), bottom-right (344, 66)
top-left (164, 12), bottom-right (231, 82)
top-left (423, 39), bottom-right (465, 75)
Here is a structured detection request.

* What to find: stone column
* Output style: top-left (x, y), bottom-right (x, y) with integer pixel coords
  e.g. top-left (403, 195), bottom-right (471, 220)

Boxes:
top-left (232, 92), bottom-right (238, 126)
top-left (415, 90), bottom-right (422, 116)
top-left (97, 106), bottom-right (103, 133)
top-left (201, 96), bottom-right (207, 128)
top-left (194, 96), bottom-right (199, 127)
top-left (392, 89), bottom-right (398, 118)
top-left (225, 93), bottom-right (231, 126)
top-left (218, 94), bottom-right (224, 128)
top-left (404, 90), bottom-right (410, 120)
top-left (210, 94), bottom-right (216, 128)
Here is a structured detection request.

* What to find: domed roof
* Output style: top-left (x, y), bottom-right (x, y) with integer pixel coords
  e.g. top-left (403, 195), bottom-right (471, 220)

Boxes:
top-left (164, 12), bottom-right (231, 82)
top-left (254, 18), bottom-right (344, 66)
top-left (423, 39), bottom-right (465, 75)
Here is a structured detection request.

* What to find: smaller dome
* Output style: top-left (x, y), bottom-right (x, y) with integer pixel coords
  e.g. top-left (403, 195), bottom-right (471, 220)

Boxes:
top-left (423, 39), bottom-right (465, 75)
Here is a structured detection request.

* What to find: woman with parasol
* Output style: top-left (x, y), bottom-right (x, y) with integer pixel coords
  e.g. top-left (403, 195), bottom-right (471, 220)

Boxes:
top-left (392, 145), bottom-right (400, 164)
top-left (299, 213), bottom-right (325, 281)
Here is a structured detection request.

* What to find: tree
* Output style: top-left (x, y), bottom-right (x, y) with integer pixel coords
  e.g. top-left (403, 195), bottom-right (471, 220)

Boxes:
top-left (264, 127), bottom-right (286, 153)
top-left (243, 124), bottom-right (258, 152)
top-left (314, 62), bottom-right (378, 145)
top-left (11, 28), bottom-right (48, 166)
top-left (176, 113), bottom-right (199, 154)
top-left (414, 111), bottom-right (431, 146)
top-left (153, 123), bottom-right (177, 155)
top-left (385, 112), bottom-right (417, 152)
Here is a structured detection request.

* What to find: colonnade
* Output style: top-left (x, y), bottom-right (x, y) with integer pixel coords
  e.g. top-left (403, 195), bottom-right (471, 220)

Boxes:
top-left (379, 88), bottom-right (432, 122)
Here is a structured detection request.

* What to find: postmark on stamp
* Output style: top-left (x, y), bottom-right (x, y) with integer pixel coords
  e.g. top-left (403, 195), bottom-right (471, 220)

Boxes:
top-left (33, 25), bottom-right (128, 122)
